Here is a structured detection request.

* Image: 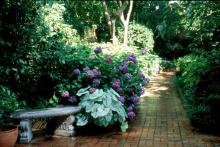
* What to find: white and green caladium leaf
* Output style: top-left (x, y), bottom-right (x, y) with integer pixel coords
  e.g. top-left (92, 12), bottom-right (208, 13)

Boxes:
top-left (80, 100), bottom-right (93, 109)
top-left (89, 89), bottom-right (104, 100)
top-left (91, 104), bottom-right (110, 118)
top-left (76, 113), bottom-right (88, 126)
top-left (103, 93), bottom-right (112, 106)
top-left (109, 88), bottom-right (120, 98)
top-left (95, 117), bottom-right (109, 127)
top-left (76, 87), bottom-right (90, 96)
top-left (76, 88), bottom-right (128, 131)
top-left (105, 111), bottom-right (113, 122)
top-left (120, 121), bottom-right (128, 132)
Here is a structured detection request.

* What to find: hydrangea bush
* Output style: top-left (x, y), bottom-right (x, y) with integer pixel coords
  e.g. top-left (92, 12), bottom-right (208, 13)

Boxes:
top-left (55, 46), bottom-right (149, 130)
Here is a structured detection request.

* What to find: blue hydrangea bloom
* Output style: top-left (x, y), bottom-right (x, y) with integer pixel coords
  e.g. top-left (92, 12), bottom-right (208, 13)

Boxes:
top-left (92, 79), bottom-right (101, 86)
top-left (124, 73), bottom-right (132, 80)
top-left (127, 53), bottom-right (137, 64)
top-left (73, 68), bottom-right (81, 76)
top-left (94, 47), bottom-right (102, 54)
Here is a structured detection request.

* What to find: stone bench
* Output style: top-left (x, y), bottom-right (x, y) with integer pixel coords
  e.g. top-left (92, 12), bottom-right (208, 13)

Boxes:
top-left (10, 106), bottom-right (81, 144)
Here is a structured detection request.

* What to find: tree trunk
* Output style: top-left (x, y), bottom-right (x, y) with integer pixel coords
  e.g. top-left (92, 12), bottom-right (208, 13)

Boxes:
top-left (111, 19), bottom-right (117, 45)
top-left (123, 22), bottom-right (129, 45)
top-left (119, 0), bottom-right (133, 46)
top-left (102, 0), bottom-right (128, 45)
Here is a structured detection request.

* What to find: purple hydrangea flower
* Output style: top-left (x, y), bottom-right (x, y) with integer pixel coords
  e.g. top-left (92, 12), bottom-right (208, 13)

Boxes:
top-left (143, 77), bottom-right (149, 86)
top-left (131, 95), bottom-right (140, 104)
top-left (112, 78), bottom-right (120, 89)
top-left (86, 70), bottom-right (95, 79)
top-left (127, 53), bottom-right (137, 64)
top-left (92, 79), bottom-right (101, 86)
top-left (126, 106), bottom-right (133, 112)
top-left (127, 111), bottom-right (136, 120)
top-left (116, 87), bottom-right (123, 94)
top-left (124, 73), bottom-right (132, 80)
top-left (62, 91), bottom-right (69, 98)
top-left (92, 69), bottom-right (101, 78)
top-left (137, 69), bottom-right (149, 85)
top-left (118, 96), bottom-right (125, 104)
top-left (138, 69), bottom-right (144, 78)
top-left (83, 66), bottom-right (90, 72)
top-left (94, 47), bottom-right (102, 54)
top-left (89, 87), bottom-right (96, 94)
top-left (119, 61), bottom-right (128, 73)
top-left (73, 68), bottom-right (81, 76)
top-left (105, 57), bottom-right (112, 63)
top-left (140, 87), bottom-right (145, 95)
top-left (68, 96), bottom-right (77, 103)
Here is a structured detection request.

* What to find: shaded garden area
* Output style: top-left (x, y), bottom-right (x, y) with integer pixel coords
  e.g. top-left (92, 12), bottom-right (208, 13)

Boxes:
top-left (0, 0), bottom-right (220, 146)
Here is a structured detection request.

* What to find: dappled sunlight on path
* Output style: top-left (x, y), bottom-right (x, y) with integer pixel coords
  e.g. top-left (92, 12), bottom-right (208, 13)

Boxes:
top-left (16, 72), bottom-right (220, 147)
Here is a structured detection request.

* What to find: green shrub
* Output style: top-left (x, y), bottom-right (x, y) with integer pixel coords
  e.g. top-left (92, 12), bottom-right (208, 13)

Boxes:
top-left (0, 1), bottom-right (81, 107)
top-left (52, 46), bottom-right (149, 131)
top-left (138, 54), bottom-right (162, 76)
top-left (188, 104), bottom-right (216, 131)
top-left (0, 86), bottom-right (26, 125)
top-left (176, 54), bottom-right (209, 96)
top-left (160, 60), bottom-right (176, 71)
top-left (89, 42), bottom-right (164, 77)
top-left (118, 22), bottom-right (154, 51)
top-left (177, 53), bottom-right (220, 132)
top-left (55, 46), bottom-right (148, 111)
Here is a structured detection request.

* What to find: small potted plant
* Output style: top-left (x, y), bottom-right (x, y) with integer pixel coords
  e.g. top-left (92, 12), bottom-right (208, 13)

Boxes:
top-left (0, 86), bottom-right (26, 147)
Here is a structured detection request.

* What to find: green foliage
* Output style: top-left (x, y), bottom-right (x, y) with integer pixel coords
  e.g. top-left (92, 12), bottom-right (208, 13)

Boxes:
top-left (75, 87), bottom-right (128, 132)
top-left (132, 1), bottom-right (190, 59)
top-left (176, 52), bottom-right (220, 132)
top-left (138, 54), bottom-right (162, 76)
top-left (0, 86), bottom-right (26, 125)
top-left (90, 42), bottom-right (163, 76)
top-left (160, 60), bottom-right (176, 71)
top-left (118, 22), bottom-right (154, 50)
top-left (55, 45), bottom-right (148, 110)
top-left (39, 3), bottom-right (80, 43)
top-left (0, 1), bottom-right (82, 107)
top-left (176, 54), bottom-right (210, 96)
top-left (188, 104), bottom-right (216, 131)
top-left (0, 0), bottom-right (45, 106)
top-left (63, 1), bottom-right (108, 42)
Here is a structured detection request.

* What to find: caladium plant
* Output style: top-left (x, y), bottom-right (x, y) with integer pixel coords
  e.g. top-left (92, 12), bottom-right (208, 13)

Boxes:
top-left (75, 87), bottom-right (128, 132)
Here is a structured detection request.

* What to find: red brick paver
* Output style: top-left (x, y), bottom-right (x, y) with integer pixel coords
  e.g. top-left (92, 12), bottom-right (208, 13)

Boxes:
top-left (16, 72), bottom-right (220, 147)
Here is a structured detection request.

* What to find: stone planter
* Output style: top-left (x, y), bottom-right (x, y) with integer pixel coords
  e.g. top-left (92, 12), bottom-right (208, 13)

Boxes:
top-left (0, 125), bottom-right (18, 147)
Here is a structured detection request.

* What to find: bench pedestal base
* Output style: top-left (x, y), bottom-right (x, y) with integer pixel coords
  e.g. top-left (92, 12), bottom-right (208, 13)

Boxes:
top-left (18, 119), bottom-right (33, 144)
top-left (54, 115), bottom-right (75, 137)
top-left (11, 106), bottom-right (81, 144)
top-left (18, 115), bottom-right (76, 143)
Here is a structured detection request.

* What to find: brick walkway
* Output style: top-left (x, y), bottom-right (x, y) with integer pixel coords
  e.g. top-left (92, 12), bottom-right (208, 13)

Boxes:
top-left (16, 72), bottom-right (220, 147)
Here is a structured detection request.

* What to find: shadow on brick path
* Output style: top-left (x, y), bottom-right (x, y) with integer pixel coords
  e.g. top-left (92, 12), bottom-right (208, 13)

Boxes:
top-left (16, 72), bottom-right (220, 147)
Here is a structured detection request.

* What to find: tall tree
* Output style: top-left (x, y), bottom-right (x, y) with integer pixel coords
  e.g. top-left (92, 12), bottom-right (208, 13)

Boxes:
top-left (102, 1), bottom-right (128, 44)
top-left (119, 0), bottom-right (133, 45)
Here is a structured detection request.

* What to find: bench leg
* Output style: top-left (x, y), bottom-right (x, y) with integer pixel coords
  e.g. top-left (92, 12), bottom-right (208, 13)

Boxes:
top-left (18, 119), bottom-right (33, 144)
top-left (54, 115), bottom-right (75, 137)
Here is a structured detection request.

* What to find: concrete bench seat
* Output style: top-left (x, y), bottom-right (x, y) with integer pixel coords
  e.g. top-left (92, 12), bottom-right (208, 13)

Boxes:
top-left (10, 106), bottom-right (81, 144)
